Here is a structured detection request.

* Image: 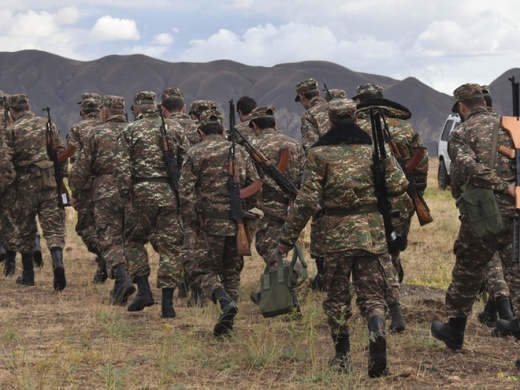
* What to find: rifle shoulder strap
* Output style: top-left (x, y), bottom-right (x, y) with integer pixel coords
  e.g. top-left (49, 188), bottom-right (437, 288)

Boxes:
top-left (489, 117), bottom-right (500, 169)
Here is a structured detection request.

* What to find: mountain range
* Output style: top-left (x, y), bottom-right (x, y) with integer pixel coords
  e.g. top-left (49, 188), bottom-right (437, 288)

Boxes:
top-left (0, 50), bottom-right (518, 154)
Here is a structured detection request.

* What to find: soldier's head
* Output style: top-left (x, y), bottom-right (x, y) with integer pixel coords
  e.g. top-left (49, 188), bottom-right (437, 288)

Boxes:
top-left (78, 92), bottom-right (101, 118)
top-left (236, 96), bottom-right (257, 120)
top-left (328, 98), bottom-right (357, 125)
top-left (295, 78), bottom-right (319, 108)
top-left (198, 109), bottom-right (224, 137)
top-left (133, 91), bottom-right (157, 114)
top-left (189, 100), bottom-right (217, 120)
top-left (325, 88), bottom-right (347, 102)
top-left (451, 83), bottom-right (485, 119)
top-left (8, 94), bottom-right (30, 117)
top-left (481, 85), bottom-right (493, 108)
top-left (352, 84), bottom-right (384, 103)
top-left (101, 95), bottom-right (126, 121)
top-left (249, 105), bottom-right (276, 134)
top-left (161, 87), bottom-right (185, 115)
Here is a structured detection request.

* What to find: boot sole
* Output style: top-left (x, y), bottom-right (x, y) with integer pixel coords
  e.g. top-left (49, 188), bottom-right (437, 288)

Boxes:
top-left (16, 276), bottom-right (35, 286)
top-left (431, 322), bottom-right (463, 350)
top-left (53, 267), bottom-right (67, 291)
top-left (368, 335), bottom-right (387, 378)
top-left (127, 295), bottom-right (155, 312)
top-left (112, 284), bottom-right (136, 306)
top-left (213, 304), bottom-right (238, 338)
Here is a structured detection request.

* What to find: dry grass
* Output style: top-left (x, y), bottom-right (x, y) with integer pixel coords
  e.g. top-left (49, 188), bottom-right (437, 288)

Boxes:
top-left (1, 159), bottom-right (520, 389)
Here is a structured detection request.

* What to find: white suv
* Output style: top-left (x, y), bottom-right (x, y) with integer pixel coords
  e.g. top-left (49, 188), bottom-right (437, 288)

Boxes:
top-left (437, 114), bottom-right (460, 190)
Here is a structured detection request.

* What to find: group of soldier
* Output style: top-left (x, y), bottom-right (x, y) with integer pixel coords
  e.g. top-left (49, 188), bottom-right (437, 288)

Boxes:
top-left (1, 75), bottom-right (519, 378)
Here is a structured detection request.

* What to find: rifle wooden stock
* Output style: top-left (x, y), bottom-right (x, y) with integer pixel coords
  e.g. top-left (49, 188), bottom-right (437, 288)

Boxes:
top-left (405, 147), bottom-right (426, 173)
top-left (499, 145), bottom-right (515, 159)
top-left (236, 221), bottom-right (251, 256)
top-left (501, 115), bottom-right (520, 209)
top-left (58, 145), bottom-right (76, 163)
top-left (411, 191), bottom-right (433, 226)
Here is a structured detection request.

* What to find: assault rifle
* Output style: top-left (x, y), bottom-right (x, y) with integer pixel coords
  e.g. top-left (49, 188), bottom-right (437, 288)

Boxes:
top-left (370, 108), bottom-right (407, 255)
top-left (43, 107), bottom-right (70, 208)
top-left (229, 99), bottom-right (252, 256)
top-left (157, 105), bottom-right (180, 193)
top-left (323, 83), bottom-right (333, 102)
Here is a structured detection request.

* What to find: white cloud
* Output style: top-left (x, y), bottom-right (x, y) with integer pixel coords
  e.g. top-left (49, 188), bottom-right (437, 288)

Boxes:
top-left (53, 6), bottom-right (80, 25)
top-left (153, 33), bottom-right (173, 45)
top-left (91, 15), bottom-right (140, 41)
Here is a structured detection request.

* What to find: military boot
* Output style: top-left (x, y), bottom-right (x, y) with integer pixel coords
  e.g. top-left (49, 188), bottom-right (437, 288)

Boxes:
top-left (111, 264), bottom-right (136, 305)
top-left (33, 234), bottom-right (43, 268)
top-left (367, 315), bottom-right (388, 378)
top-left (212, 288), bottom-right (238, 338)
top-left (92, 256), bottom-right (109, 284)
top-left (127, 275), bottom-right (154, 312)
top-left (3, 250), bottom-right (16, 277)
top-left (494, 318), bottom-right (520, 339)
top-left (328, 333), bottom-right (351, 372)
top-left (16, 253), bottom-right (35, 286)
top-left (161, 288), bottom-right (176, 318)
top-left (497, 296), bottom-right (515, 321)
top-left (388, 301), bottom-right (406, 333)
top-left (51, 247), bottom-right (66, 291)
top-left (0, 242), bottom-right (6, 263)
top-left (431, 317), bottom-right (467, 350)
top-left (478, 298), bottom-right (498, 327)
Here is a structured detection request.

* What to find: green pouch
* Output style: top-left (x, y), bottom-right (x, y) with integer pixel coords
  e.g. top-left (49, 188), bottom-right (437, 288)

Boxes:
top-left (456, 188), bottom-right (504, 238)
top-left (259, 243), bottom-right (307, 318)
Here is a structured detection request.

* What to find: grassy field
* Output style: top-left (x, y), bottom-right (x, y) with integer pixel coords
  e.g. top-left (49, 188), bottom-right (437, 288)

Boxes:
top-left (1, 159), bottom-right (520, 389)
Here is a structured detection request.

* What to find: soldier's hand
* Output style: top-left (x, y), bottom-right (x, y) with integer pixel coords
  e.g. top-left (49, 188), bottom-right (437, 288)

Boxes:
top-left (277, 241), bottom-right (293, 254)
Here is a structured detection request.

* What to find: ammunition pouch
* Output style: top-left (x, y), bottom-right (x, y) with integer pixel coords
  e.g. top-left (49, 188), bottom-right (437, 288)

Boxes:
top-left (456, 188), bottom-right (504, 238)
top-left (33, 161), bottom-right (57, 190)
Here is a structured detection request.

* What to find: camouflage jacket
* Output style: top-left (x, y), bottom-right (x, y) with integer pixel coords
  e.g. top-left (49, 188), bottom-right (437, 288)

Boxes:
top-left (251, 127), bottom-right (305, 219)
top-left (67, 113), bottom-right (103, 162)
top-left (300, 96), bottom-right (329, 154)
top-left (448, 107), bottom-right (515, 216)
top-left (115, 111), bottom-right (189, 208)
top-left (69, 114), bottom-right (127, 202)
top-left (179, 134), bottom-right (260, 237)
top-left (235, 120), bottom-right (257, 145)
top-left (0, 111), bottom-right (63, 188)
top-left (168, 113), bottom-right (199, 146)
top-left (279, 122), bottom-right (408, 254)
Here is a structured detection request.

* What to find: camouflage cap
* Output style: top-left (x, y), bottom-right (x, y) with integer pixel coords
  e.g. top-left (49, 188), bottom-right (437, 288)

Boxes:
top-left (295, 78), bottom-right (319, 102)
top-left (78, 92), bottom-right (102, 110)
top-left (325, 88), bottom-right (347, 102)
top-left (101, 95), bottom-right (125, 110)
top-left (248, 105), bottom-right (276, 127)
top-left (451, 83), bottom-right (484, 113)
top-left (328, 98), bottom-right (357, 123)
top-left (352, 83), bottom-right (384, 100)
top-left (161, 87), bottom-right (184, 102)
top-left (134, 91), bottom-right (157, 106)
top-left (8, 93), bottom-right (29, 108)
top-left (189, 100), bottom-right (217, 116)
top-left (198, 108), bottom-right (224, 127)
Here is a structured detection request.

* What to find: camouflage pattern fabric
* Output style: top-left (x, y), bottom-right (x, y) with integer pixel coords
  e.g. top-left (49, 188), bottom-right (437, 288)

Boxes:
top-left (235, 119), bottom-right (256, 145)
top-left (485, 254), bottom-right (509, 300)
top-left (167, 114), bottom-right (200, 146)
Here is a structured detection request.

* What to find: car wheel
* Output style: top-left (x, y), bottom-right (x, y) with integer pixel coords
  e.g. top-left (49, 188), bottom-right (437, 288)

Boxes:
top-left (438, 159), bottom-right (449, 190)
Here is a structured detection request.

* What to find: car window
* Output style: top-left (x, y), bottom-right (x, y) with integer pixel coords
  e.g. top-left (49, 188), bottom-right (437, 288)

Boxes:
top-left (441, 120), bottom-right (454, 141)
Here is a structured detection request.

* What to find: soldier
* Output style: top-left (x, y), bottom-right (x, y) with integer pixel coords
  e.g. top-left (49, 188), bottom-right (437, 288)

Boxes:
top-left (160, 87), bottom-right (200, 145)
top-left (295, 78), bottom-right (330, 290)
top-left (324, 88), bottom-right (347, 102)
top-left (115, 91), bottom-right (188, 318)
top-left (67, 92), bottom-right (106, 283)
top-left (0, 91), bottom-right (11, 264)
top-left (188, 100), bottom-right (217, 121)
top-left (278, 98), bottom-right (408, 376)
top-left (0, 94), bottom-right (66, 290)
top-left (179, 108), bottom-right (261, 337)
top-left (69, 95), bottom-right (135, 305)
top-left (431, 83), bottom-right (518, 349)
top-left (235, 96), bottom-right (257, 144)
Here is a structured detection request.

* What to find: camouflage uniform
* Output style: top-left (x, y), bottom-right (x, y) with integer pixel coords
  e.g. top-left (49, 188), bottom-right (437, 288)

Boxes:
top-left (324, 88), bottom-right (347, 102)
top-left (67, 93), bottom-right (103, 257)
top-left (0, 92), bottom-right (13, 260)
top-left (69, 96), bottom-right (128, 279)
top-left (235, 96), bottom-right (258, 145)
top-left (161, 88), bottom-right (201, 146)
top-left (279, 98), bottom-right (408, 376)
top-left (188, 100), bottom-right (217, 121)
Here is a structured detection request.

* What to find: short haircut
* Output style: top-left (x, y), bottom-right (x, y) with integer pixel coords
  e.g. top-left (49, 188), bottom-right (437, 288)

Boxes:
top-left (462, 96), bottom-right (485, 111)
top-left (302, 90), bottom-right (319, 101)
top-left (199, 123), bottom-right (224, 135)
top-left (82, 107), bottom-right (100, 115)
top-left (236, 96), bottom-right (257, 115)
top-left (105, 107), bottom-right (125, 117)
top-left (161, 96), bottom-right (184, 112)
top-left (10, 103), bottom-right (29, 113)
top-left (250, 117), bottom-right (275, 129)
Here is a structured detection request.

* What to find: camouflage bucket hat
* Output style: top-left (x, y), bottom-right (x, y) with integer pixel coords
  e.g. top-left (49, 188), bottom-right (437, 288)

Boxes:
top-left (198, 108), bottom-right (224, 127)
top-left (352, 83), bottom-right (384, 100)
top-left (189, 100), bottom-right (217, 116)
top-left (8, 93), bottom-right (29, 108)
top-left (295, 78), bottom-right (318, 102)
top-left (161, 87), bottom-right (184, 102)
top-left (328, 98), bottom-right (357, 123)
top-left (101, 95), bottom-right (125, 109)
top-left (451, 83), bottom-right (483, 113)
top-left (325, 88), bottom-right (347, 102)
top-left (248, 105), bottom-right (276, 128)
top-left (134, 91), bottom-right (157, 105)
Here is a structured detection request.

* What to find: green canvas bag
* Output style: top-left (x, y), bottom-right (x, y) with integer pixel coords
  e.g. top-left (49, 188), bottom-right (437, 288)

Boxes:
top-left (456, 188), bottom-right (504, 238)
top-left (259, 243), bottom-right (307, 318)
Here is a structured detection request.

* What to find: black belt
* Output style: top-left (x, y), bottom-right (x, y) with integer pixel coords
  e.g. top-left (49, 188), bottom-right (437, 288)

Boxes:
top-left (204, 210), bottom-right (230, 220)
top-left (134, 177), bottom-right (170, 184)
top-left (323, 204), bottom-right (379, 216)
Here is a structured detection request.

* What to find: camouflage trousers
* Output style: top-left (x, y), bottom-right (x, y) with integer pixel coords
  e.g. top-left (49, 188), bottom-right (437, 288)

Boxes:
top-left (445, 218), bottom-right (520, 320)
top-left (382, 252), bottom-right (400, 304)
top-left (187, 233), bottom-right (244, 302)
top-left (93, 196), bottom-right (125, 278)
top-left (0, 185), bottom-right (19, 251)
top-left (485, 253), bottom-right (509, 300)
top-left (124, 204), bottom-right (183, 289)
top-left (323, 250), bottom-right (388, 336)
top-left (75, 188), bottom-right (99, 255)
top-left (255, 216), bottom-right (284, 266)
top-left (14, 176), bottom-right (64, 254)
top-left (391, 215), bottom-right (412, 282)
top-left (310, 209), bottom-right (324, 258)
top-left (180, 225), bottom-right (207, 289)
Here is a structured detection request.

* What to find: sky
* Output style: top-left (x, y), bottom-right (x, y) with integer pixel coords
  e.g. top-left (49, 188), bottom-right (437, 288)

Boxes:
top-left (1, 0), bottom-right (519, 95)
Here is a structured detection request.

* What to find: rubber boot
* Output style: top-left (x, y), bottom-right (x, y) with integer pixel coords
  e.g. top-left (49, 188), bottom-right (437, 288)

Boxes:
top-left (161, 288), bottom-right (176, 318)
top-left (33, 234), bottom-right (43, 268)
top-left (111, 264), bottom-right (136, 305)
top-left (431, 317), bottom-right (467, 350)
top-left (0, 242), bottom-right (6, 263)
top-left (92, 256), bottom-right (108, 284)
top-left (4, 250), bottom-right (16, 277)
top-left (310, 257), bottom-right (326, 292)
top-left (494, 318), bottom-right (520, 339)
top-left (388, 301), bottom-right (406, 333)
top-left (51, 247), bottom-right (66, 291)
top-left (328, 333), bottom-right (351, 372)
top-left (212, 288), bottom-right (238, 338)
top-left (478, 298), bottom-right (498, 327)
top-left (127, 275), bottom-right (154, 312)
top-left (497, 297), bottom-right (515, 321)
top-left (367, 315), bottom-right (387, 378)
top-left (16, 253), bottom-right (35, 286)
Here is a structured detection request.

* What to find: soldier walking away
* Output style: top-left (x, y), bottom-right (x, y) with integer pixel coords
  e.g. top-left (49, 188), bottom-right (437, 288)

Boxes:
top-left (160, 87), bottom-right (200, 146)
top-left (234, 96), bottom-right (257, 144)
